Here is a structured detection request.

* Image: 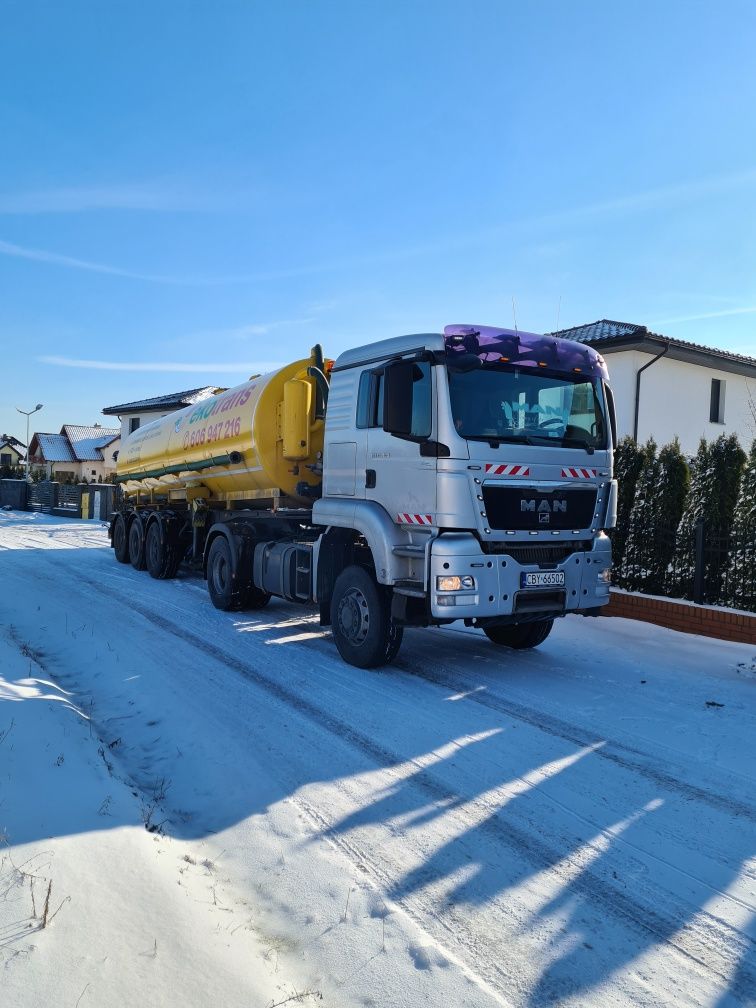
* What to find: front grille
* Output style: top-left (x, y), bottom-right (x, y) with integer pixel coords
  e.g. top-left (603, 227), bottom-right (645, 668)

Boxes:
top-left (482, 541), bottom-right (590, 564)
top-left (482, 485), bottom-right (597, 531)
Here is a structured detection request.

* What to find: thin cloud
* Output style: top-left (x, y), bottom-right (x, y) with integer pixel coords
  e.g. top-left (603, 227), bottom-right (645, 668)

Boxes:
top-left (0, 182), bottom-right (252, 214)
top-left (0, 235), bottom-right (343, 286)
top-left (0, 238), bottom-right (194, 283)
top-left (652, 306), bottom-right (756, 325)
top-left (38, 356), bottom-right (285, 374)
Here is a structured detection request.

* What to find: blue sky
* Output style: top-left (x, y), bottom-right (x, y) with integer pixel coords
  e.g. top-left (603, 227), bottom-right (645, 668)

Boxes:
top-left (2, 0), bottom-right (756, 441)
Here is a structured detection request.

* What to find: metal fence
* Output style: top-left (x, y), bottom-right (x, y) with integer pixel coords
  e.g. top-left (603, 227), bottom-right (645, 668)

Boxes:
top-left (613, 519), bottom-right (756, 611)
top-left (57, 484), bottom-right (80, 511)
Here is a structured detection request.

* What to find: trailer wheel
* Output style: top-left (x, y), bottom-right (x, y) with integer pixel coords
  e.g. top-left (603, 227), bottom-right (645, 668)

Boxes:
top-left (483, 619), bottom-right (554, 650)
top-left (145, 520), bottom-right (182, 580)
top-left (128, 517), bottom-right (147, 570)
top-left (112, 514), bottom-right (130, 564)
top-left (330, 565), bottom-right (403, 669)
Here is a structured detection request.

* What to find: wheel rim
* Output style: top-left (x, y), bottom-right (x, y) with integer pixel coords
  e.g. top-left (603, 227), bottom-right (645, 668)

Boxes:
top-left (114, 519), bottom-right (125, 552)
top-left (129, 524), bottom-right (141, 554)
top-left (336, 586), bottom-right (370, 646)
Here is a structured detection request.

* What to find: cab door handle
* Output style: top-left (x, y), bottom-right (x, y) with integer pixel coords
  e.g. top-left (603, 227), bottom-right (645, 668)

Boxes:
top-left (365, 469), bottom-right (377, 488)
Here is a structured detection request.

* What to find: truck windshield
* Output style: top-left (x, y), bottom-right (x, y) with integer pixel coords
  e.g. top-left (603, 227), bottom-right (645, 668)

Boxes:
top-left (448, 365), bottom-right (608, 449)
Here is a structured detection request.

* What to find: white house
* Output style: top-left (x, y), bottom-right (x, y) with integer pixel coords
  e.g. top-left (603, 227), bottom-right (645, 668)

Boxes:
top-left (28, 425), bottom-right (120, 482)
top-left (551, 319), bottom-right (756, 455)
top-left (102, 386), bottom-right (221, 443)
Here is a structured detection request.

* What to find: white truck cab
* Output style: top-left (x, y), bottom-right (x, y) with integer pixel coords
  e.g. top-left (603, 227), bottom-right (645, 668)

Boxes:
top-left (313, 324), bottom-right (616, 664)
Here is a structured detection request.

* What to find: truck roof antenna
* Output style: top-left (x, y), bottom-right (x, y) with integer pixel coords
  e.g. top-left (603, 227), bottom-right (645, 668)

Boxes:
top-left (511, 297), bottom-right (518, 334)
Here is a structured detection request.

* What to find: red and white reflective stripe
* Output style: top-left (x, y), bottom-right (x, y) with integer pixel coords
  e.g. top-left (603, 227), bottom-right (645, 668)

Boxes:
top-left (561, 467), bottom-right (597, 479)
top-left (397, 513), bottom-right (434, 525)
top-left (484, 463), bottom-right (530, 476)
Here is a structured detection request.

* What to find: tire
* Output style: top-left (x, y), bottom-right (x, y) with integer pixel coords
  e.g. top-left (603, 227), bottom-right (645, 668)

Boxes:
top-left (330, 565), bottom-right (404, 669)
top-left (145, 520), bottom-right (183, 580)
top-left (113, 514), bottom-right (130, 564)
top-left (206, 535), bottom-right (247, 611)
top-left (128, 517), bottom-right (147, 570)
top-left (483, 619), bottom-right (554, 650)
top-left (240, 585), bottom-right (272, 610)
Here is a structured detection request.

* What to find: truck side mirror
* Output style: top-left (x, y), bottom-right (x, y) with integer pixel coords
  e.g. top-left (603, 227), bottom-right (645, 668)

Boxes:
top-left (605, 383), bottom-right (617, 448)
top-left (382, 360), bottom-right (415, 437)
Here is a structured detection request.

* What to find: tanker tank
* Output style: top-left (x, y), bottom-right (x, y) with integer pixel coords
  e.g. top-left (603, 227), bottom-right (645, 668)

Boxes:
top-left (116, 349), bottom-right (329, 505)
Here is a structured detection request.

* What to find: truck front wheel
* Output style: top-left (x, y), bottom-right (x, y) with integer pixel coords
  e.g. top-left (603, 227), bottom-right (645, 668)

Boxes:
top-left (330, 566), bottom-right (403, 669)
top-left (483, 619), bottom-right (554, 650)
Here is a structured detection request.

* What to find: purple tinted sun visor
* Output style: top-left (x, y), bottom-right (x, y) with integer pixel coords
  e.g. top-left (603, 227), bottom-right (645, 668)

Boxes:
top-left (443, 324), bottom-right (609, 381)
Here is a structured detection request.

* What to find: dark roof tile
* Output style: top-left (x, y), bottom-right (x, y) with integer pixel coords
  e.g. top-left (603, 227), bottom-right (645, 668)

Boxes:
top-left (549, 318), bottom-right (756, 369)
top-left (102, 386), bottom-right (219, 415)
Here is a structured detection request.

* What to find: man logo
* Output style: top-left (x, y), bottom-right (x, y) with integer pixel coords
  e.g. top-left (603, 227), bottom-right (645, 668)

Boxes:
top-left (521, 499), bottom-right (567, 514)
top-left (539, 512), bottom-right (550, 524)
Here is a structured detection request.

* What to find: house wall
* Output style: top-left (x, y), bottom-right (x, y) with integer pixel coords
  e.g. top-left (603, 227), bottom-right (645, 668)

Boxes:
top-left (605, 351), bottom-right (755, 454)
top-left (117, 411), bottom-right (171, 444)
top-left (0, 445), bottom-right (24, 467)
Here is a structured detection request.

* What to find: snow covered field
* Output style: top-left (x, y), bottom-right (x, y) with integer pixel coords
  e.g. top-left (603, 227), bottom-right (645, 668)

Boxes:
top-left (1, 511), bottom-right (754, 1008)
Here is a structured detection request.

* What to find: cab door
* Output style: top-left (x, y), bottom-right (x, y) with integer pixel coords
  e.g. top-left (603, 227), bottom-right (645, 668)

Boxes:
top-left (362, 359), bottom-right (437, 527)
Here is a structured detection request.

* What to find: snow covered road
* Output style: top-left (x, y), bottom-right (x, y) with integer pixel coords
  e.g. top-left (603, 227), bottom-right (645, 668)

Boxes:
top-left (1, 512), bottom-right (754, 1007)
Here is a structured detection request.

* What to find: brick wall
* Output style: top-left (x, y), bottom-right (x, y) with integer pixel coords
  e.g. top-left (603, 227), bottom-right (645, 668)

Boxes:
top-left (604, 590), bottom-right (756, 645)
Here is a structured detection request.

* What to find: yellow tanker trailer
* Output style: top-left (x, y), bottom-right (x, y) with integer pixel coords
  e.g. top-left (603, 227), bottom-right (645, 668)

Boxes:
top-left (111, 346), bottom-right (332, 600)
top-left (116, 349), bottom-right (327, 504)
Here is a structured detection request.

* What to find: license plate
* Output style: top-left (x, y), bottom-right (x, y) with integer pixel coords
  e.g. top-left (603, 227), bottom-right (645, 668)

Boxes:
top-left (520, 571), bottom-right (565, 588)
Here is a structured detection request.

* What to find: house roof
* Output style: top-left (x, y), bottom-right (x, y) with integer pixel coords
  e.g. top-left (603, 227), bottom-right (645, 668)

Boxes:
top-left (30, 433), bottom-right (76, 463)
top-left (0, 434), bottom-right (26, 448)
top-left (0, 440), bottom-right (24, 457)
top-left (549, 319), bottom-right (756, 377)
top-left (102, 386), bottom-right (220, 415)
top-left (62, 425), bottom-right (120, 461)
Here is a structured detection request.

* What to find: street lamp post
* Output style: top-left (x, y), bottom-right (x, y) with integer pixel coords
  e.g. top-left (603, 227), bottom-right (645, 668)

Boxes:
top-left (16, 404), bottom-right (44, 480)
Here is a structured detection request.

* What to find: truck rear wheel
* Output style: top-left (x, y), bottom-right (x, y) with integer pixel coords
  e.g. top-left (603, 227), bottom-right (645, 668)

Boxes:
top-left (483, 619), bottom-right (554, 650)
top-left (330, 565), bottom-right (403, 669)
top-left (128, 517), bottom-right (147, 570)
top-left (241, 585), bottom-right (272, 611)
top-left (204, 535), bottom-right (251, 611)
top-left (113, 514), bottom-right (130, 564)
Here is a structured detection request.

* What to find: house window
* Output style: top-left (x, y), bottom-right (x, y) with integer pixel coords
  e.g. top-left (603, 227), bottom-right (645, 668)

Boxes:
top-left (129, 417), bottom-right (140, 433)
top-left (91, 469), bottom-right (97, 476)
top-left (709, 379), bottom-right (726, 423)
top-left (1, 453), bottom-right (11, 467)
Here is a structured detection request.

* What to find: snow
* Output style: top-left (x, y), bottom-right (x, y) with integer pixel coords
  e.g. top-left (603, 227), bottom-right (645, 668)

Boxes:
top-left (1, 511), bottom-right (755, 1008)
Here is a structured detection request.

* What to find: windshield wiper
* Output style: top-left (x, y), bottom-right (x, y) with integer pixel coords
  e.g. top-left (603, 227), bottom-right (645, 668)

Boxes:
top-left (464, 433), bottom-right (542, 448)
top-left (562, 436), bottom-right (595, 455)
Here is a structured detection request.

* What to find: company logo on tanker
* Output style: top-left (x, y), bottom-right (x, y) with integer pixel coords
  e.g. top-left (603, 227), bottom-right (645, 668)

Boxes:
top-left (181, 384), bottom-right (255, 450)
top-left (188, 386), bottom-right (253, 424)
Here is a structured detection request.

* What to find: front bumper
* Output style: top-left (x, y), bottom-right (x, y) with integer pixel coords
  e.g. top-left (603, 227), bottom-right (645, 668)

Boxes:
top-left (429, 532), bottom-right (611, 622)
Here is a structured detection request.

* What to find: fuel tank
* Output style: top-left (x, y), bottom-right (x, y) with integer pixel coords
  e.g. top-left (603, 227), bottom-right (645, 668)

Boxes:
top-left (116, 352), bottom-right (327, 504)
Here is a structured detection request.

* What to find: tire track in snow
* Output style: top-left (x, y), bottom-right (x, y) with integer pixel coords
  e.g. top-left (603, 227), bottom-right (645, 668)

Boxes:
top-left (59, 563), bottom-right (756, 1005)
top-left (391, 654), bottom-right (756, 825)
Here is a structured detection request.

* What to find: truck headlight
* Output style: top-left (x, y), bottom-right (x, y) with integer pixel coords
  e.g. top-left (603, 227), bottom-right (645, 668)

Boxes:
top-left (436, 575), bottom-right (476, 591)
